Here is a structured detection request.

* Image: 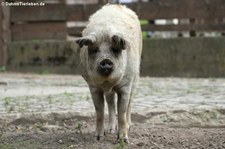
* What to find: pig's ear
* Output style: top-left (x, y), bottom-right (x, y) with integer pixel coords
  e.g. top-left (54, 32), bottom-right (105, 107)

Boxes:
top-left (112, 34), bottom-right (126, 50)
top-left (75, 36), bottom-right (96, 48)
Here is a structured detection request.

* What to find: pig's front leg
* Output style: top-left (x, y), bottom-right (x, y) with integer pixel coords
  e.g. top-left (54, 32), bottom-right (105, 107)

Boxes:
top-left (105, 92), bottom-right (117, 134)
top-left (117, 86), bottom-right (131, 143)
top-left (89, 86), bottom-right (105, 140)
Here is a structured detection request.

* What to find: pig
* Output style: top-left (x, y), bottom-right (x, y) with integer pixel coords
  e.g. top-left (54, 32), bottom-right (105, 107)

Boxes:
top-left (75, 4), bottom-right (142, 143)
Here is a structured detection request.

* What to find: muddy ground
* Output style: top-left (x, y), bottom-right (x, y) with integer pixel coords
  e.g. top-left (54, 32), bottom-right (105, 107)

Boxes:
top-left (0, 73), bottom-right (225, 148)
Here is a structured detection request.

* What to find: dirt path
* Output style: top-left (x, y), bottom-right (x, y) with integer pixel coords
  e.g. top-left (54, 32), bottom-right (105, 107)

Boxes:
top-left (1, 112), bottom-right (225, 149)
top-left (0, 73), bottom-right (225, 148)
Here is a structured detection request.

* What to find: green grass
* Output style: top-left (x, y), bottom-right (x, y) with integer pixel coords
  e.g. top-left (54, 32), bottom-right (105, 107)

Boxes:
top-left (75, 122), bottom-right (83, 135)
top-left (0, 67), bottom-right (6, 72)
top-left (39, 70), bottom-right (50, 75)
top-left (3, 97), bottom-right (11, 106)
top-left (140, 20), bottom-right (148, 25)
top-left (113, 139), bottom-right (127, 149)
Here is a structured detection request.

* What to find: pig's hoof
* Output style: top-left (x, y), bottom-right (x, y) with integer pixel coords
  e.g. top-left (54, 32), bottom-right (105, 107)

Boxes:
top-left (117, 133), bottom-right (129, 144)
top-left (95, 131), bottom-right (105, 140)
top-left (96, 135), bottom-right (101, 141)
top-left (117, 137), bottom-right (129, 144)
top-left (96, 135), bottom-right (103, 141)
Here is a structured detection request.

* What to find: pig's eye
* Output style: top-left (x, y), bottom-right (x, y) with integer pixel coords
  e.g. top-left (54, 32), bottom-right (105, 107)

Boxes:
top-left (88, 47), bottom-right (99, 55)
top-left (111, 47), bottom-right (121, 55)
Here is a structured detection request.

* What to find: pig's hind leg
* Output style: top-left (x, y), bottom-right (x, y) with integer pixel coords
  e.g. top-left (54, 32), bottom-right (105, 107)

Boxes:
top-left (127, 76), bottom-right (139, 130)
top-left (117, 85), bottom-right (132, 143)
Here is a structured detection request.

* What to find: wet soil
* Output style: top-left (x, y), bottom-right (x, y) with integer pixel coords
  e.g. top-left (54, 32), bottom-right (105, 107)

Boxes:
top-left (0, 73), bottom-right (225, 148)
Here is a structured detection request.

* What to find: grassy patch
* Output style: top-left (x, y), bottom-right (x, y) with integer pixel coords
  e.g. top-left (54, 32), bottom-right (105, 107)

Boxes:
top-left (75, 122), bottom-right (83, 135)
top-left (0, 67), bottom-right (6, 72)
top-left (39, 70), bottom-right (50, 75)
top-left (113, 139), bottom-right (127, 149)
top-left (3, 97), bottom-right (15, 113)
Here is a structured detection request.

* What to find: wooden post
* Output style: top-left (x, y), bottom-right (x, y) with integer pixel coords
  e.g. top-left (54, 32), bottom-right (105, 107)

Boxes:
top-left (0, 0), bottom-right (10, 67)
top-left (189, 18), bottom-right (196, 37)
top-left (0, 1), bottom-right (3, 67)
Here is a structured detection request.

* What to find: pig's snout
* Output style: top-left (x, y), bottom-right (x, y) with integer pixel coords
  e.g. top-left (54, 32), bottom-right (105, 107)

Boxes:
top-left (98, 59), bottom-right (114, 76)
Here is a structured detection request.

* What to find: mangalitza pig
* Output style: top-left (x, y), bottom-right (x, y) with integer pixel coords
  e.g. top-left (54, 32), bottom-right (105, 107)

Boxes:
top-left (75, 4), bottom-right (142, 143)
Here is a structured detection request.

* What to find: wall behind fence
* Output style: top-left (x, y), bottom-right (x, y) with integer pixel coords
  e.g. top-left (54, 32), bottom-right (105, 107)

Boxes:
top-left (141, 37), bottom-right (225, 77)
top-left (7, 37), bottom-right (225, 77)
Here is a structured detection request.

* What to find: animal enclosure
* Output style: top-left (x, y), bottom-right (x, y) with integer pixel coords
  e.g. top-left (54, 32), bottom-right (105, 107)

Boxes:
top-left (0, 0), bottom-right (225, 77)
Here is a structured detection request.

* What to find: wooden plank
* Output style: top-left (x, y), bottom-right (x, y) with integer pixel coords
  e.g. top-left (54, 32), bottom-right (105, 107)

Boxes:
top-left (11, 23), bottom-right (67, 41)
top-left (98, 0), bottom-right (108, 5)
top-left (141, 24), bottom-right (225, 32)
top-left (67, 4), bottom-right (85, 21)
top-left (11, 3), bottom-right (66, 22)
top-left (66, 0), bottom-right (225, 21)
top-left (67, 4), bottom-right (100, 21)
top-left (67, 26), bottom-right (85, 37)
top-left (127, 0), bottom-right (225, 19)
top-left (68, 23), bottom-right (225, 36)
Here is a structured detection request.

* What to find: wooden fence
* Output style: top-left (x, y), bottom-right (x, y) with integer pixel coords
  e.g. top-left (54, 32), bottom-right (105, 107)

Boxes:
top-left (1, 0), bottom-right (225, 76)
top-left (6, 0), bottom-right (225, 41)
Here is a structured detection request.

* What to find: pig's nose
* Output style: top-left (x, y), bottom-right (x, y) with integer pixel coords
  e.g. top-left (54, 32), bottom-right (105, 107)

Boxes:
top-left (99, 59), bottom-right (113, 76)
